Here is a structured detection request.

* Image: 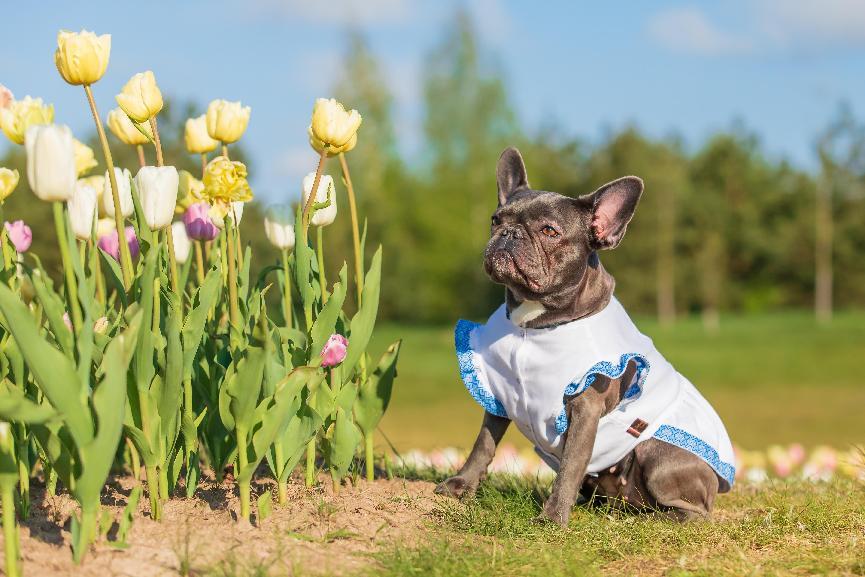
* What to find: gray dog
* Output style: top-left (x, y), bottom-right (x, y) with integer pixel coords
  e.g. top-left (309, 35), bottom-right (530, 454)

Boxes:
top-left (435, 147), bottom-right (735, 526)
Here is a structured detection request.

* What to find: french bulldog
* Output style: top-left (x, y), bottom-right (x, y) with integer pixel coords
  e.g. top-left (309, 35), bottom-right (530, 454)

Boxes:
top-left (435, 147), bottom-right (733, 527)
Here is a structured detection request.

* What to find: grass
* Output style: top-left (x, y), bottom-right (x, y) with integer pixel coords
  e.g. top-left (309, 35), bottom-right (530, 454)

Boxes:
top-left (360, 477), bottom-right (865, 577)
top-left (370, 310), bottom-right (865, 451)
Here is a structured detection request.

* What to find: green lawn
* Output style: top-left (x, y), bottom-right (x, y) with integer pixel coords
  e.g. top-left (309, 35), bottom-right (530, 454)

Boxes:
top-left (370, 310), bottom-right (865, 452)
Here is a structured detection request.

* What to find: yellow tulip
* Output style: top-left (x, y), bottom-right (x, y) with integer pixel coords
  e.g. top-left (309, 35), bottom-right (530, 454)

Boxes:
top-left (185, 114), bottom-right (218, 154)
top-left (0, 168), bottom-right (19, 202)
top-left (107, 107), bottom-right (152, 146)
top-left (202, 157), bottom-right (253, 205)
top-left (74, 138), bottom-right (98, 176)
top-left (116, 71), bottom-right (163, 123)
top-left (308, 98), bottom-right (361, 155)
top-left (176, 170), bottom-right (205, 212)
top-left (0, 96), bottom-right (54, 145)
top-left (205, 99), bottom-right (250, 144)
top-left (54, 30), bottom-right (111, 86)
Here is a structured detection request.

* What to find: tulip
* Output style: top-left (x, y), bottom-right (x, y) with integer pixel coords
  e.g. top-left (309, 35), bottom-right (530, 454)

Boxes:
top-left (205, 99), bottom-right (250, 144)
top-left (0, 168), bottom-right (19, 202)
top-left (183, 202), bottom-right (219, 241)
top-left (0, 84), bottom-right (12, 109)
top-left (68, 180), bottom-right (99, 240)
top-left (177, 170), bottom-right (205, 212)
top-left (202, 157), bottom-right (253, 205)
top-left (102, 167), bottom-right (133, 218)
top-left (4, 220), bottom-right (32, 253)
top-left (79, 174), bottom-right (104, 196)
top-left (302, 172), bottom-right (337, 227)
top-left (320, 334), bottom-right (348, 367)
top-left (116, 71), bottom-right (163, 123)
top-left (93, 316), bottom-right (109, 334)
top-left (308, 98), bottom-right (361, 155)
top-left (0, 96), bottom-right (54, 145)
top-left (171, 221), bottom-right (191, 264)
top-left (97, 225), bottom-right (139, 261)
top-left (25, 124), bottom-right (76, 202)
top-left (185, 115), bottom-right (218, 154)
top-left (95, 217), bottom-right (116, 238)
top-left (107, 107), bottom-right (152, 146)
top-left (54, 30), bottom-right (111, 86)
top-left (73, 138), bottom-right (98, 177)
top-left (264, 204), bottom-right (296, 249)
top-left (230, 201), bottom-right (244, 225)
top-left (135, 166), bottom-right (178, 230)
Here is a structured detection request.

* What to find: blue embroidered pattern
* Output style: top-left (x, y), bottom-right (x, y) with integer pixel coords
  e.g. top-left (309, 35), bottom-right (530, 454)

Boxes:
top-left (454, 320), bottom-right (508, 418)
top-left (555, 353), bottom-right (651, 435)
top-left (653, 424), bottom-right (736, 487)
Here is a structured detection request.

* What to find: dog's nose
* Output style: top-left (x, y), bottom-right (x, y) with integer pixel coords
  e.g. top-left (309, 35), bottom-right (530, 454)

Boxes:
top-left (501, 226), bottom-right (523, 240)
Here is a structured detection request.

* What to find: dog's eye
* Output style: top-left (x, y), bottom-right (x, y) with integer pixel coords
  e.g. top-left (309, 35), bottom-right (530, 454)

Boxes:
top-left (491, 215), bottom-right (501, 226)
top-left (541, 225), bottom-right (559, 238)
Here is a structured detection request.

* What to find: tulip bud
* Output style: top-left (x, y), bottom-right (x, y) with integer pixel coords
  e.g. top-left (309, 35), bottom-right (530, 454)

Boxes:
top-left (135, 166), bottom-right (178, 230)
top-left (97, 225), bottom-right (139, 261)
top-left (177, 170), bottom-right (205, 212)
top-left (308, 98), bottom-right (361, 156)
top-left (107, 107), bottom-right (152, 146)
top-left (68, 180), bottom-right (99, 240)
top-left (95, 217), bottom-right (115, 239)
top-left (320, 334), bottom-right (348, 367)
top-left (4, 220), bottom-right (32, 253)
top-left (54, 30), bottom-right (111, 86)
top-left (301, 172), bottom-right (337, 227)
top-left (25, 124), bottom-right (76, 202)
top-left (0, 85), bottom-right (12, 109)
top-left (230, 201), bottom-right (244, 226)
top-left (0, 168), bottom-right (19, 202)
top-left (102, 167), bottom-right (134, 218)
top-left (264, 204), bottom-right (295, 249)
top-left (93, 316), bottom-right (110, 334)
top-left (116, 71), bottom-right (163, 123)
top-left (171, 221), bottom-right (191, 264)
top-left (183, 202), bottom-right (219, 241)
top-left (185, 114), bottom-right (218, 154)
top-left (73, 138), bottom-right (98, 177)
top-left (0, 96), bottom-right (54, 145)
top-left (205, 99), bottom-right (250, 144)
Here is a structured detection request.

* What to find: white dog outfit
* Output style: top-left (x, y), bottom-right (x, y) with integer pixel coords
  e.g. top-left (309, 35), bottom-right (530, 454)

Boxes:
top-left (455, 296), bottom-right (735, 490)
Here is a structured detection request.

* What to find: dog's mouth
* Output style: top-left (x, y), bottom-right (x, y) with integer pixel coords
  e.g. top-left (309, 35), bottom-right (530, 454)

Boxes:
top-left (486, 250), bottom-right (543, 293)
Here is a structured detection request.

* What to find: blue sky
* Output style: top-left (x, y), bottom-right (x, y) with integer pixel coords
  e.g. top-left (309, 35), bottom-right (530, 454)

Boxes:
top-left (3, 0), bottom-right (865, 202)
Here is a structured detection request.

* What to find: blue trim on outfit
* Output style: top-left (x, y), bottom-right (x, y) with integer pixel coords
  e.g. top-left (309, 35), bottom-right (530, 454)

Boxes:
top-left (454, 320), bottom-right (508, 418)
top-left (653, 424), bottom-right (736, 487)
top-left (555, 353), bottom-right (651, 435)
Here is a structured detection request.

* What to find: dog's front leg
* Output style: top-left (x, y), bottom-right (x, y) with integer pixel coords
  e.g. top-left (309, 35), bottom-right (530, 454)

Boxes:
top-left (538, 390), bottom-right (606, 527)
top-left (434, 411), bottom-right (510, 498)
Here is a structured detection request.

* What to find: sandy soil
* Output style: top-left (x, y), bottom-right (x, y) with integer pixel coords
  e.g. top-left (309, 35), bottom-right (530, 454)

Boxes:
top-left (4, 472), bottom-right (440, 576)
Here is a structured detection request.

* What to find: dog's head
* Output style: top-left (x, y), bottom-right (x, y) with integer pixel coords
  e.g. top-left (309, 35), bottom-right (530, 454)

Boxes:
top-left (484, 147), bottom-right (643, 317)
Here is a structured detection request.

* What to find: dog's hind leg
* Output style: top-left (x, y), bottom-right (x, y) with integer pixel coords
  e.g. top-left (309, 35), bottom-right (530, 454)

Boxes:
top-left (635, 439), bottom-right (719, 522)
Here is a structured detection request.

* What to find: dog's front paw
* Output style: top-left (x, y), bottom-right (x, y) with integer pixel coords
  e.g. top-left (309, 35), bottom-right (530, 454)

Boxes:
top-left (434, 476), bottom-right (476, 499)
top-left (533, 502), bottom-right (570, 528)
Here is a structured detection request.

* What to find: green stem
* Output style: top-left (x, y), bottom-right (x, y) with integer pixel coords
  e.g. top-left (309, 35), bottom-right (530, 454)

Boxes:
top-left (165, 224), bottom-right (180, 294)
top-left (84, 84), bottom-right (133, 289)
top-left (1, 482), bottom-right (20, 577)
top-left (305, 438), bottom-right (315, 488)
top-left (53, 202), bottom-right (83, 330)
top-left (225, 215), bottom-right (241, 328)
top-left (125, 437), bottom-right (141, 482)
top-left (281, 249), bottom-right (293, 328)
top-left (194, 241), bottom-right (206, 286)
top-left (301, 149), bottom-right (328, 237)
top-left (365, 434), bottom-right (374, 482)
top-left (338, 153), bottom-right (364, 307)
top-left (14, 424), bottom-right (28, 519)
top-left (236, 427), bottom-right (250, 521)
top-left (273, 441), bottom-right (287, 505)
top-left (201, 153), bottom-right (208, 178)
top-left (72, 506), bottom-right (98, 564)
top-left (316, 226), bottom-right (327, 305)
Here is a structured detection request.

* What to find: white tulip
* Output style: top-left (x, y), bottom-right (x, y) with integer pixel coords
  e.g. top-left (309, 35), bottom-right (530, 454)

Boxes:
top-left (171, 221), bottom-right (191, 264)
top-left (301, 172), bottom-right (337, 227)
top-left (135, 166), bottom-right (178, 231)
top-left (25, 124), bottom-right (76, 202)
top-left (264, 204), bottom-right (295, 249)
top-left (68, 179), bottom-right (98, 240)
top-left (102, 167), bottom-right (133, 218)
top-left (230, 201), bottom-right (244, 225)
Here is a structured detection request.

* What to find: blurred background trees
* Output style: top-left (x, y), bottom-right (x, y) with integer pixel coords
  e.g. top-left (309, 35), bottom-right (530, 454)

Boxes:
top-left (3, 10), bottom-right (864, 327)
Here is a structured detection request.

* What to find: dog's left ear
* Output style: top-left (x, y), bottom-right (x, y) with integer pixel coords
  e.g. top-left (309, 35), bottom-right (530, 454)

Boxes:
top-left (496, 147), bottom-right (529, 206)
top-left (583, 176), bottom-right (644, 250)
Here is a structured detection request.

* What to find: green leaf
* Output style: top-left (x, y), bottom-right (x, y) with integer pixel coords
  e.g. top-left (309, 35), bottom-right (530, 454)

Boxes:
top-left (310, 264), bottom-right (348, 357)
top-left (0, 385), bottom-right (56, 424)
top-left (181, 264), bottom-right (222, 380)
top-left (98, 248), bottom-right (128, 308)
top-left (117, 486), bottom-right (141, 545)
top-left (354, 340), bottom-right (401, 436)
top-left (257, 489), bottom-right (273, 523)
top-left (293, 207), bottom-right (316, 321)
top-left (342, 247), bottom-right (382, 377)
top-left (323, 407), bottom-right (361, 482)
top-left (226, 347), bottom-right (266, 433)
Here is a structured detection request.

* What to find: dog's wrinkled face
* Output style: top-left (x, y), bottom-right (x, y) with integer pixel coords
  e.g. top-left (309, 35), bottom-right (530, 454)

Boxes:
top-left (484, 147), bottom-right (644, 305)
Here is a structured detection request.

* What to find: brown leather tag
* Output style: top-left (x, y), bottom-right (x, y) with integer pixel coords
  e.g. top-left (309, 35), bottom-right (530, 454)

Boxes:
top-left (627, 418), bottom-right (649, 438)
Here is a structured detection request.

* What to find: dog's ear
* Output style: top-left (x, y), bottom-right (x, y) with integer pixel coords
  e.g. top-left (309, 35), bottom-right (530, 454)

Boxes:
top-left (496, 147), bottom-right (529, 205)
top-left (582, 176), bottom-right (643, 250)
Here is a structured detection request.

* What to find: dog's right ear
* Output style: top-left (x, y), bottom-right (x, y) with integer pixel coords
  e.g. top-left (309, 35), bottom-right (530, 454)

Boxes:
top-left (496, 147), bottom-right (529, 205)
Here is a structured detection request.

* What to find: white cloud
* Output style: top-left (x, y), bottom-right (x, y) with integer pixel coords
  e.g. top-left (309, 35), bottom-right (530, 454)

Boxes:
top-left (758, 0), bottom-right (865, 50)
top-left (246, 0), bottom-right (413, 26)
top-left (468, 0), bottom-right (513, 48)
top-left (647, 7), bottom-right (752, 56)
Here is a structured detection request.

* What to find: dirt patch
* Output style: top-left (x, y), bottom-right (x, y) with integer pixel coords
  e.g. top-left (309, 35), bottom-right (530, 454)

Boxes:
top-left (6, 473), bottom-right (440, 576)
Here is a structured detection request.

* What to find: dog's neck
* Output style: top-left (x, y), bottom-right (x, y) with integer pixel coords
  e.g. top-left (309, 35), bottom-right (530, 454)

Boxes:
top-left (506, 253), bottom-right (615, 329)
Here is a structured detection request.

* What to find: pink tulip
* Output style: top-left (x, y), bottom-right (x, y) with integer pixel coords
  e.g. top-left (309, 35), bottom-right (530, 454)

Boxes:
top-left (4, 220), bottom-right (32, 253)
top-left (97, 225), bottom-right (139, 261)
top-left (62, 312), bottom-right (72, 331)
top-left (183, 202), bottom-right (219, 241)
top-left (320, 334), bottom-right (348, 367)
top-left (0, 84), bottom-right (12, 109)
top-left (788, 443), bottom-right (806, 466)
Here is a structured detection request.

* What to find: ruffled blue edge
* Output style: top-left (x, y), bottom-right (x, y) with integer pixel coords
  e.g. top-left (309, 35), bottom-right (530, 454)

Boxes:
top-left (653, 424), bottom-right (736, 488)
top-left (555, 353), bottom-right (651, 435)
top-left (455, 320), bottom-right (508, 418)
